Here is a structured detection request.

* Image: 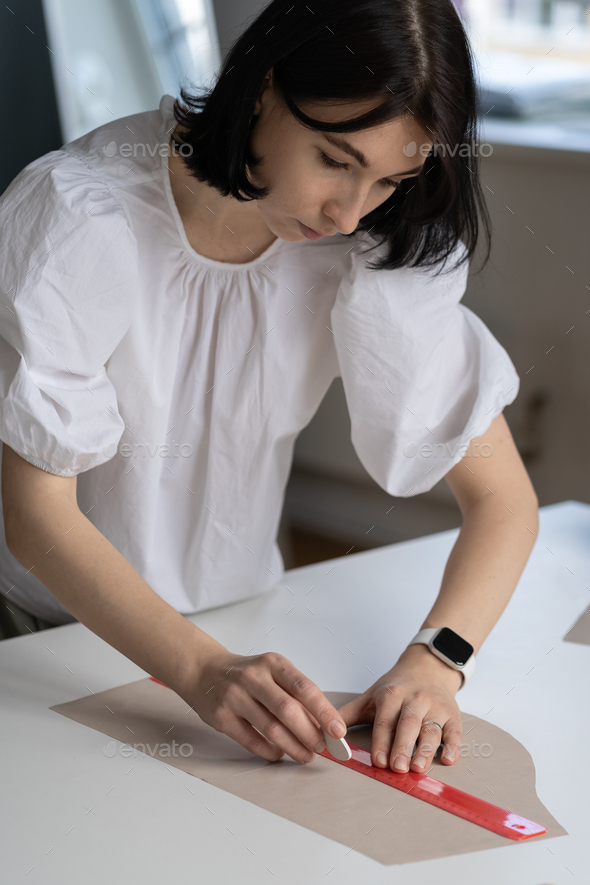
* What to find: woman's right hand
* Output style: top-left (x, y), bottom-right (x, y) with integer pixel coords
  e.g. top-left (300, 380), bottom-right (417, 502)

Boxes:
top-left (186, 646), bottom-right (348, 764)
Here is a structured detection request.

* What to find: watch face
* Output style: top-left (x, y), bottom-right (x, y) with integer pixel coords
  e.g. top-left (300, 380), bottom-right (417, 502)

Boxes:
top-left (432, 628), bottom-right (473, 667)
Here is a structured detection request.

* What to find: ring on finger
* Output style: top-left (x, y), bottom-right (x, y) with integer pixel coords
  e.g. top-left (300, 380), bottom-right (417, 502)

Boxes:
top-left (412, 723), bottom-right (441, 770)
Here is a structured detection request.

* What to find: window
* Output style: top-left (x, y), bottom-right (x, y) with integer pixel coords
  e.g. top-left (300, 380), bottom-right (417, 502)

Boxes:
top-left (42, 0), bottom-right (220, 142)
top-left (458, 0), bottom-right (590, 121)
top-left (133, 0), bottom-right (221, 98)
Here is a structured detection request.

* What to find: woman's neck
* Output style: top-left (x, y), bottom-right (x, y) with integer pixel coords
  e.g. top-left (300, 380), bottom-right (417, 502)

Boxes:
top-left (167, 146), bottom-right (277, 263)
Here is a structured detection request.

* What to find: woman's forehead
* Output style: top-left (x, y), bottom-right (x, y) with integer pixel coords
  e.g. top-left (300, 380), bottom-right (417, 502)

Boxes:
top-left (292, 97), bottom-right (432, 142)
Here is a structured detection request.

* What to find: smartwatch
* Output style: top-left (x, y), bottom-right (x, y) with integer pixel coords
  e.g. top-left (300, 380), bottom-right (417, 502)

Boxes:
top-left (407, 627), bottom-right (475, 689)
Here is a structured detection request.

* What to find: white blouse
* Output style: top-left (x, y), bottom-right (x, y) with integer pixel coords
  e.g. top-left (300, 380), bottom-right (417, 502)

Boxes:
top-left (0, 95), bottom-right (519, 624)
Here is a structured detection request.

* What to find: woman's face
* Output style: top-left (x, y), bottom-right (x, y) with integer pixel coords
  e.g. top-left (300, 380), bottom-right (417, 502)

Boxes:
top-left (249, 72), bottom-right (433, 241)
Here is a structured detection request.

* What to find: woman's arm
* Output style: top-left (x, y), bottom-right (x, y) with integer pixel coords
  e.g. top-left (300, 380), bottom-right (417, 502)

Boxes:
top-left (420, 411), bottom-right (539, 653)
top-left (2, 444), bottom-right (225, 692)
top-left (337, 413), bottom-right (539, 771)
top-left (1, 444), bottom-right (347, 763)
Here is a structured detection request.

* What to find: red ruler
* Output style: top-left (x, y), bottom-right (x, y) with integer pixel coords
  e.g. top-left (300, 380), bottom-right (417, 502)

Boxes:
top-left (320, 740), bottom-right (547, 841)
top-left (148, 678), bottom-right (546, 841)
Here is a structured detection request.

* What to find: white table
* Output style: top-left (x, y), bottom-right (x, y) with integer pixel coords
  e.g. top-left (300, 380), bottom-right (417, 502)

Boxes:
top-left (1, 500), bottom-right (588, 884)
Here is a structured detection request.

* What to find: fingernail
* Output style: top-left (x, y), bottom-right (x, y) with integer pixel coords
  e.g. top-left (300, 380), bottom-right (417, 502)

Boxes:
top-left (330, 720), bottom-right (346, 738)
top-left (393, 755), bottom-right (408, 772)
top-left (314, 740), bottom-right (326, 753)
top-left (443, 745), bottom-right (456, 761)
top-left (376, 751), bottom-right (387, 767)
top-left (303, 751), bottom-right (315, 763)
top-left (412, 756), bottom-right (426, 770)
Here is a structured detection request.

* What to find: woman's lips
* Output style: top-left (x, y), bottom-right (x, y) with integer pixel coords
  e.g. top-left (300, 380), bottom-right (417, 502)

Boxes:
top-left (298, 221), bottom-right (326, 240)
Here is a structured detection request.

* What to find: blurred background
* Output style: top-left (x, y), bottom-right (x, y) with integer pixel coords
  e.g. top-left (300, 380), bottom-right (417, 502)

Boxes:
top-left (2, 0), bottom-right (589, 568)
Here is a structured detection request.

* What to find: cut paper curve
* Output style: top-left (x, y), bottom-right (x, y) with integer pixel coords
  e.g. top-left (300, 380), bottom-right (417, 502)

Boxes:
top-left (51, 680), bottom-right (566, 865)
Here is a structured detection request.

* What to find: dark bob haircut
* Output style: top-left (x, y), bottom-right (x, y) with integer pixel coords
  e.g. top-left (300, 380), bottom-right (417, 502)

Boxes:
top-left (172, 0), bottom-right (490, 274)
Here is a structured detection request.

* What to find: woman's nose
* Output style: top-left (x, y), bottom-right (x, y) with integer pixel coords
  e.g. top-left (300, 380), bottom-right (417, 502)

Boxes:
top-left (335, 216), bottom-right (361, 236)
top-left (326, 193), bottom-right (370, 236)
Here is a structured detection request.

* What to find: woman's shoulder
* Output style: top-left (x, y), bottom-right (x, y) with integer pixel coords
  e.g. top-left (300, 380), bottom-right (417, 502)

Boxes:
top-left (0, 142), bottom-right (141, 316)
top-left (339, 233), bottom-right (470, 310)
top-left (1, 150), bottom-right (123, 229)
top-left (62, 95), bottom-right (174, 187)
top-left (0, 98), bottom-right (175, 258)
top-left (0, 96), bottom-right (172, 220)
top-left (0, 145), bottom-right (137, 266)
top-left (288, 231), bottom-right (468, 294)
top-left (268, 232), bottom-right (468, 301)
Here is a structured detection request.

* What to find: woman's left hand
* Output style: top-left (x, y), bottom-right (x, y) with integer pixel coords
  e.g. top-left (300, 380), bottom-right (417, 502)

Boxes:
top-left (336, 643), bottom-right (464, 773)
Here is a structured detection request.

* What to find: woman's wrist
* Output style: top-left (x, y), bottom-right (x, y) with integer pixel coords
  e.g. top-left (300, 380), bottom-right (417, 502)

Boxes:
top-left (172, 620), bottom-right (230, 698)
top-left (396, 642), bottom-right (464, 693)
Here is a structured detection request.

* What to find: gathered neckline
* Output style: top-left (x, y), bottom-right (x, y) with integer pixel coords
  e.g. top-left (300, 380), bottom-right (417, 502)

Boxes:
top-left (158, 97), bottom-right (285, 271)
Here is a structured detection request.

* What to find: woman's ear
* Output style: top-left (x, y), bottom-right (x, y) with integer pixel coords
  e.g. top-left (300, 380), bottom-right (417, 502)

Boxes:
top-left (253, 68), bottom-right (274, 117)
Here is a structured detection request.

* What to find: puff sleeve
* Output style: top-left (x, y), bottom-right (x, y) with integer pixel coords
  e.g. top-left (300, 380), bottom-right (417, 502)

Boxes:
top-left (0, 149), bottom-right (139, 477)
top-left (330, 237), bottom-right (520, 496)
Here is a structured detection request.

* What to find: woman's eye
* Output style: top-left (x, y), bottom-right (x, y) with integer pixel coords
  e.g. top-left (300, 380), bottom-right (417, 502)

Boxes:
top-left (320, 152), bottom-right (398, 190)
top-left (320, 152), bottom-right (347, 171)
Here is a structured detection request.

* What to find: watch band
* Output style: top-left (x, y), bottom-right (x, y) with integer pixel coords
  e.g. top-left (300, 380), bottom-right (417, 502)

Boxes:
top-left (408, 627), bottom-right (476, 689)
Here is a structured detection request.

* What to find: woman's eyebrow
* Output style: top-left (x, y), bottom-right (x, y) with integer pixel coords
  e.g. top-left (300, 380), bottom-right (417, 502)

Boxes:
top-left (321, 133), bottom-right (425, 176)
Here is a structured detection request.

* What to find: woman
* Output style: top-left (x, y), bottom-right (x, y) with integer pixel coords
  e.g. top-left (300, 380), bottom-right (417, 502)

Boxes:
top-left (0, 0), bottom-right (538, 776)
